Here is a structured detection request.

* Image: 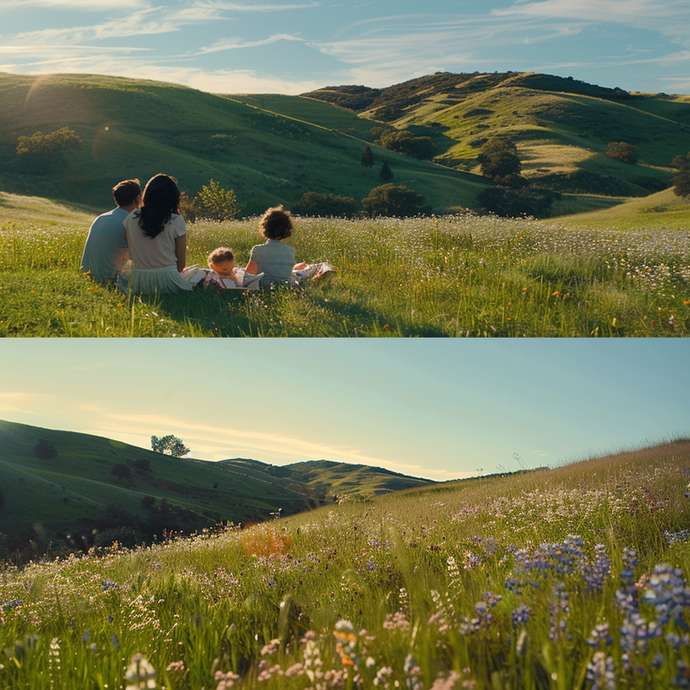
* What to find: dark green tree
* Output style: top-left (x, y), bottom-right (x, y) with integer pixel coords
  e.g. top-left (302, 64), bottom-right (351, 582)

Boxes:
top-left (292, 192), bottom-right (358, 218)
top-left (378, 130), bottom-right (437, 160)
top-left (477, 136), bottom-right (522, 181)
top-left (111, 463), bottom-right (132, 481)
top-left (477, 186), bottom-right (560, 218)
top-left (361, 144), bottom-right (374, 169)
top-left (379, 162), bottom-right (394, 181)
top-left (606, 141), bottom-right (638, 164)
top-left (362, 184), bottom-right (430, 217)
top-left (34, 438), bottom-right (57, 460)
top-left (16, 127), bottom-right (81, 173)
top-left (151, 435), bottom-right (190, 457)
top-left (671, 152), bottom-right (690, 198)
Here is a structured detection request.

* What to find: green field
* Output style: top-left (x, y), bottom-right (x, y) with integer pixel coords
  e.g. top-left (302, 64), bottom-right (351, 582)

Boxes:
top-left (1, 190), bottom-right (689, 337)
top-left (1, 438), bottom-right (689, 689)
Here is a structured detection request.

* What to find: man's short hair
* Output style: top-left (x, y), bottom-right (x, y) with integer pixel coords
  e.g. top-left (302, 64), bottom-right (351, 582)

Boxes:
top-left (112, 179), bottom-right (141, 207)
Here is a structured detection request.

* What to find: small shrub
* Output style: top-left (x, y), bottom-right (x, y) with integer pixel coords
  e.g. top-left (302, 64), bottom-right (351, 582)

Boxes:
top-left (606, 141), bottom-right (638, 164)
top-left (133, 458), bottom-right (152, 473)
top-left (362, 184), bottom-right (430, 217)
top-left (34, 438), bottom-right (57, 460)
top-left (181, 179), bottom-right (241, 222)
top-left (141, 495), bottom-right (156, 509)
top-left (477, 185), bottom-right (560, 218)
top-left (291, 192), bottom-right (358, 218)
top-left (111, 463), bottom-right (132, 481)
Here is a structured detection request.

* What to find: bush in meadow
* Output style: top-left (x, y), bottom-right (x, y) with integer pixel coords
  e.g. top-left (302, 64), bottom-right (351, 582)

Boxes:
top-left (33, 438), bottom-right (57, 460)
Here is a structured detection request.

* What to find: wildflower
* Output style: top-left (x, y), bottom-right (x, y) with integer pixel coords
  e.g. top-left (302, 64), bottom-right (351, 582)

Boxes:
top-left (215, 669), bottom-right (240, 689)
top-left (512, 604), bottom-right (530, 629)
top-left (585, 652), bottom-right (616, 690)
top-left (2, 599), bottom-right (22, 611)
top-left (125, 653), bottom-right (157, 690)
top-left (587, 622), bottom-right (613, 647)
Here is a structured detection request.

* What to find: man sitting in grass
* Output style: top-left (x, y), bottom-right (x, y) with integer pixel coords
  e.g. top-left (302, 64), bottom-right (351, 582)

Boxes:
top-left (80, 179), bottom-right (142, 283)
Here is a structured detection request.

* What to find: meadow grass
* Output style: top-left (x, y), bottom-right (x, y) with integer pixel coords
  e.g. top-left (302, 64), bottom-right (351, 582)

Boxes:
top-left (1, 440), bottom-right (689, 689)
top-left (1, 204), bottom-right (690, 336)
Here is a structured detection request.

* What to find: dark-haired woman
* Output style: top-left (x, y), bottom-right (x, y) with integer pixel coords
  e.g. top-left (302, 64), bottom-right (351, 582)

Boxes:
top-left (118, 173), bottom-right (193, 294)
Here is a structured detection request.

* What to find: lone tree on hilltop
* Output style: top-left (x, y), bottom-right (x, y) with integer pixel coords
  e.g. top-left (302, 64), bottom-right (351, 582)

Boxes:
top-left (16, 127), bottom-right (81, 174)
top-left (477, 136), bottom-right (522, 183)
top-left (362, 184), bottom-right (430, 217)
top-left (671, 152), bottom-right (690, 198)
top-left (151, 434), bottom-right (190, 457)
top-left (361, 144), bottom-right (374, 169)
top-left (607, 141), bottom-right (638, 165)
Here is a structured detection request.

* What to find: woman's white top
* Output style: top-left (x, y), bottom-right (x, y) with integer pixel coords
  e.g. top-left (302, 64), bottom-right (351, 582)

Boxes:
top-left (124, 210), bottom-right (186, 269)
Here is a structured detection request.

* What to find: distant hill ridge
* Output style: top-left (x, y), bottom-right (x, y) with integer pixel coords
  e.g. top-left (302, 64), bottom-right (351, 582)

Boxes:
top-left (0, 419), bottom-right (433, 557)
top-left (301, 71), bottom-right (634, 121)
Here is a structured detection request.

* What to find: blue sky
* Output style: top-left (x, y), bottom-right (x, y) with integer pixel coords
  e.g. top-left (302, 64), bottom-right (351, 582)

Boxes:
top-left (0, 339), bottom-right (688, 481)
top-left (0, 0), bottom-right (689, 94)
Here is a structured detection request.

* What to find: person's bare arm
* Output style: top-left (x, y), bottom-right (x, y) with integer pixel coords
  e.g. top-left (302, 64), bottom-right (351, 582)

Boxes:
top-left (175, 235), bottom-right (187, 272)
top-left (245, 258), bottom-right (259, 274)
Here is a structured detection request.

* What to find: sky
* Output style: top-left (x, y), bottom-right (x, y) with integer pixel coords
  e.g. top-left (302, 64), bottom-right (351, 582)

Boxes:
top-left (0, 1), bottom-right (689, 95)
top-left (0, 338), bottom-right (688, 482)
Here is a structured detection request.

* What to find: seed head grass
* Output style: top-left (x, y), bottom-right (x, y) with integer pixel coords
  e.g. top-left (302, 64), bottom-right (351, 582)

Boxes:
top-left (1, 440), bottom-right (689, 688)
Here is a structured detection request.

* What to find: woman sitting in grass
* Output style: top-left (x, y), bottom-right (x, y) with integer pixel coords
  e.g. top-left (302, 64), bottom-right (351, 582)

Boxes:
top-left (245, 206), bottom-right (335, 289)
top-left (118, 173), bottom-right (193, 295)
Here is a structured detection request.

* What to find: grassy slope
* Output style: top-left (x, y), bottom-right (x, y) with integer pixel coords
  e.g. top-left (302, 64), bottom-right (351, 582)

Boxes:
top-left (550, 187), bottom-right (690, 230)
top-left (0, 419), bottom-right (435, 541)
top-left (1, 437), bottom-right (689, 688)
top-left (299, 72), bottom-right (690, 211)
top-left (0, 72), bottom-right (483, 215)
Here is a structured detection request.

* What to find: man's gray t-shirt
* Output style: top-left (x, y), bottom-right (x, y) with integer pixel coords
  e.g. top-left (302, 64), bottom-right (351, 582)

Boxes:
top-left (80, 207), bottom-right (129, 282)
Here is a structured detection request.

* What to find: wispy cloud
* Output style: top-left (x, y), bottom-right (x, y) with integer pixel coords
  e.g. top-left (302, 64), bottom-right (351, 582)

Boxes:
top-left (196, 1), bottom-right (320, 12)
top-left (196, 33), bottom-right (304, 54)
top-left (0, 0), bottom-right (147, 9)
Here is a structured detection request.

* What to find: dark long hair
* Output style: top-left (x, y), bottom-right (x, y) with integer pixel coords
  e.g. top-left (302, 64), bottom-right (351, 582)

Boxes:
top-left (138, 174), bottom-right (181, 239)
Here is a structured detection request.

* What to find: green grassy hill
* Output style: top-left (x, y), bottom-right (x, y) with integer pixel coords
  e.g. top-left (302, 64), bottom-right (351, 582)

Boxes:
top-left (0, 72), bottom-right (483, 216)
top-left (0, 419), bottom-right (434, 554)
top-left (301, 72), bottom-right (690, 199)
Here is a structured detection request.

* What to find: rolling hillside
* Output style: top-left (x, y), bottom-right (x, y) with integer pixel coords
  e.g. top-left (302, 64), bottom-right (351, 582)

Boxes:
top-left (300, 72), bottom-right (690, 198)
top-left (0, 72), bottom-right (483, 216)
top-left (0, 419), bottom-right (433, 555)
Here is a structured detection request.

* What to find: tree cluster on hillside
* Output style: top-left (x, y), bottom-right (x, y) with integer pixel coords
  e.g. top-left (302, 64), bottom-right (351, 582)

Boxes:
top-left (477, 136), bottom-right (522, 184)
top-left (362, 184), bottom-right (430, 217)
top-left (16, 127), bottom-right (81, 174)
top-left (151, 435), bottom-right (190, 457)
top-left (376, 129), bottom-right (437, 160)
top-left (476, 136), bottom-right (559, 218)
top-left (607, 141), bottom-right (638, 164)
top-left (671, 152), bottom-right (690, 198)
top-left (292, 192), bottom-right (358, 218)
top-left (180, 179), bottom-right (241, 222)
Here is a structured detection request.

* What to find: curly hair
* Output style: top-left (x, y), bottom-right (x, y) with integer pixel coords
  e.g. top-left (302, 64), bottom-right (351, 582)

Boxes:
top-left (259, 206), bottom-right (293, 240)
top-left (208, 247), bottom-right (234, 266)
top-left (138, 174), bottom-right (181, 239)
